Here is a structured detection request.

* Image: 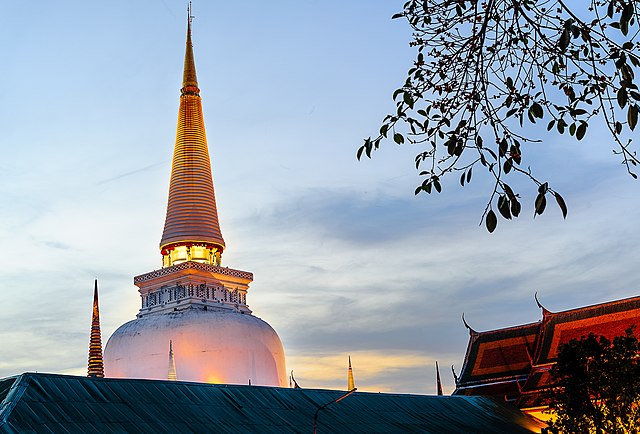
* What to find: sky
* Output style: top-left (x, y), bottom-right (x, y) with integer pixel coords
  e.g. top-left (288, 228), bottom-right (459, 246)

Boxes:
top-left (1, 1), bottom-right (640, 395)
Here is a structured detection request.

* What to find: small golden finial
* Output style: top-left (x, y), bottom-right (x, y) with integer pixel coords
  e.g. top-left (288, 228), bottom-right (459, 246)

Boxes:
top-left (347, 356), bottom-right (355, 390)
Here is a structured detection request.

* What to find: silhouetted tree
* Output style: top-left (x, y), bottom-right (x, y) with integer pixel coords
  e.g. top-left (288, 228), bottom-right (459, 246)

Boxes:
top-left (547, 328), bottom-right (640, 433)
top-left (360, 0), bottom-right (639, 232)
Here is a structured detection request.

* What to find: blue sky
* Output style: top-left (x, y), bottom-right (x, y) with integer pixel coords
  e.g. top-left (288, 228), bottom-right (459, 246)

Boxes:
top-left (1, 1), bottom-right (639, 394)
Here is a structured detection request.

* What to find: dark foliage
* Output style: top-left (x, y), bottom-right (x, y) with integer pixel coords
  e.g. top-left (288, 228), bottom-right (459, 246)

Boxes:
top-left (547, 328), bottom-right (640, 433)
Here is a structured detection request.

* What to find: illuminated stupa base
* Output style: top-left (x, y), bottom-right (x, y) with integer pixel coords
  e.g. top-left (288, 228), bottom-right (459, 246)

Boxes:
top-left (105, 261), bottom-right (287, 386)
top-left (104, 306), bottom-right (286, 386)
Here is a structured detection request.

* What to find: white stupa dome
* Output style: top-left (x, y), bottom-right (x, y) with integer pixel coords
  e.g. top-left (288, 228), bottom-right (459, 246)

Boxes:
top-left (104, 306), bottom-right (286, 386)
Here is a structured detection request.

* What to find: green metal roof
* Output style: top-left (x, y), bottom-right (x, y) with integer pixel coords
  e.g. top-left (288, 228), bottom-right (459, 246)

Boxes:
top-left (0, 373), bottom-right (544, 433)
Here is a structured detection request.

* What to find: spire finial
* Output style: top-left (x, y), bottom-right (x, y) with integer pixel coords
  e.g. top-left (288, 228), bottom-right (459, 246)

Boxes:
top-left (534, 291), bottom-right (551, 315)
top-left (451, 365), bottom-right (459, 386)
top-left (435, 361), bottom-right (443, 396)
top-left (290, 370), bottom-right (301, 389)
top-left (87, 279), bottom-right (104, 378)
top-left (347, 355), bottom-right (355, 390)
top-left (168, 340), bottom-right (177, 381)
top-left (182, 1), bottom-right (198, 91)
top-left (461, 313), bottom-right (477, 335)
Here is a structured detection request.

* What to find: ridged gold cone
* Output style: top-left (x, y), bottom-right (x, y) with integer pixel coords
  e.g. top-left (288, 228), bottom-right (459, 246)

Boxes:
top-left (348, 356), bottom-right (355, 390)
top-left (160, 14), bottom-right (225, 253)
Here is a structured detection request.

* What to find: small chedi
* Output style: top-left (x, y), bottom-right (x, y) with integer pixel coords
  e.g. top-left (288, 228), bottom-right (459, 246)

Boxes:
top-left (103, 13), bottom-right (286, 386)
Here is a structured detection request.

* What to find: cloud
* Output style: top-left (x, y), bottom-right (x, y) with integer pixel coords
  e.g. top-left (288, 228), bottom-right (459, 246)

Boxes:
top-left (96, 161), bottom-right (167, 185)
top-left (41, 240), bottom-right (72, 250)
top-left (226, 179), bottom-right (640, 392)
top-left (242, 187), bottom-right (478, 247)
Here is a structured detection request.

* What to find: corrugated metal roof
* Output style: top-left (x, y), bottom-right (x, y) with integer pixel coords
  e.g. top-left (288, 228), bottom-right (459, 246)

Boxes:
top-left (0, 373), bottom-right (545, 433)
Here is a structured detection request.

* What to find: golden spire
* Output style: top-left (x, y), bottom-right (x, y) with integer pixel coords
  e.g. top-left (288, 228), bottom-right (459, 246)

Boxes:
top-left (168, 340), bottom-right (177, 381)
top-left (160, 5), bottom-right (226, 267)
top-left (347, 356), bottom-right (355, 390)
top-left (87, 280), bottom-right (104, 378)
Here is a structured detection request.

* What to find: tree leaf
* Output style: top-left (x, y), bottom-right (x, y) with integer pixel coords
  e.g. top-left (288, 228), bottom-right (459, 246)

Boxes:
top-left (622, 2), bottom-right (633, 22)
top-left (503, 158), bottom-right (513, 174)
top-left (535, 193), bottom-right (547, 216)
top-left (447, 138), bottom-right (456, 156)
top-left (607, 0), bottom-right (614, 18)
top-left (555, 192), bottom-right (568, 219)
top-left (403, 91), bottom-right (413, 107)
top-left (499, 139), bottom-right (508, 157)
top-left (393, 133), bottom-right (404, 144)
top-left (511, 199), bottom-right (521, 217)
top-left (504, 184), bottom-right (515, 199)
top-left (629, 105), bottom-right (639, 131)
top-left (559, 28), bottom-right (570, 52)
top-left (486, 209), bottom-right (497, 233)
top-left (576, 122), bottom-right (587, 140)
top-left (531, 102), bottom-right (544, 119)
top-left (498, 196), bottom-right (512, 220)
top-left (618, 87), bottom-right (628, 109)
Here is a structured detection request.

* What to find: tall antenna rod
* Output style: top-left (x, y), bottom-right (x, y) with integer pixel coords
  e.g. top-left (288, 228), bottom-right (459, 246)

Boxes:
top-left (188, 1), bottom-right (193, 25)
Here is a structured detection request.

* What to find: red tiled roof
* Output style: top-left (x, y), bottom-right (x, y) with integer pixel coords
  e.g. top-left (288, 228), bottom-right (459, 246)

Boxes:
top-left (454, 322), bottom-right (539, 399)
top-left (455, 295), bottom-right (640, 413)
top-left (532, 295), bottom-right (640, 365)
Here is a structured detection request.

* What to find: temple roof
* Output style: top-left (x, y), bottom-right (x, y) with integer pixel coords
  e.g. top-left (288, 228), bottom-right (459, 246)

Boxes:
top-left (160, 13), bottom-right (225, 252)
top-left (531, 294), bottom-right (640, 365)
top-left (0, 373), bottom-right (545, 433)
top-left (515, 295), bottom-right (640, 409)
top-left (454, 322), bottom-right (539, 398)
top-left (454, 295), bottom-right (640, 411)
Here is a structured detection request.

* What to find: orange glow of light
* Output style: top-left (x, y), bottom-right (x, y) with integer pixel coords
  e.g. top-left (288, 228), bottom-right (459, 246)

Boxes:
top-left (206, 373), bottom-right (223, 384)
top-left (524, 408), bottom-right (555, 423)
top-left (287, 351), bottom-right (435, 393)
